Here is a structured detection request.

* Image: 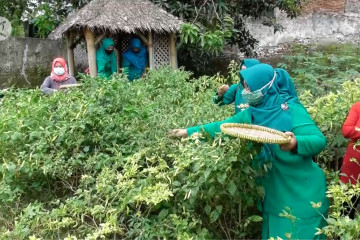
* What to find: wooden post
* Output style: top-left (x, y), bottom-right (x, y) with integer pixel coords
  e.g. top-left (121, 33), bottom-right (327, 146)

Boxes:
top-left (170, 32), bottom-right (178, 69)
top-left (84, 28), bottom-right (97, 77)
top-left (135, 30), bottom-right (149, 46)
top-left (66, 31), bottom-right (75, 76)
top-left (95, 33), bottom-right (106, 47)
top-left (148, 31), bottom-right (155, 70)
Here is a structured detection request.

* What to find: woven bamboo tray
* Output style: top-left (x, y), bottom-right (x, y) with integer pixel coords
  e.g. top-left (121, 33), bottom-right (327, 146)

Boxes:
top-left (59, 83), bottom-right (83, 89)
top-left (220, 123), bottom-right (291, 144)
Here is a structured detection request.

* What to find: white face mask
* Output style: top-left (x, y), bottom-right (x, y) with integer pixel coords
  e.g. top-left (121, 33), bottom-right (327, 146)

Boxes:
top-left (54, 67), bottom-right (65, 76)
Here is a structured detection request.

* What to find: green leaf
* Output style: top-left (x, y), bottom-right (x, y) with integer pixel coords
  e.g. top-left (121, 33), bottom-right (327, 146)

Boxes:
top-left (205, 205), bottom-right (211, 216)
top-left (228, 180), bottom-right (237, 196)
top-left (83, 146), bottom-right (90, 152)
top-left (217, 173), bottom-right (227, 185)
top-left (210, 205), bottom-right (222, 223)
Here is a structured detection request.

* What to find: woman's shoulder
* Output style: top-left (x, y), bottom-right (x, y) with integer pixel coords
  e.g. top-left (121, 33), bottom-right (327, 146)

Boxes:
top-left (43, 76), bottom-right (53, 82)
top-left (287, 102), bottom-right (316, 125)
top-left (287, 102), bottom-right (311, 117)
top-left (67, 76), bottom-right (77, 83)
top-left (351, 102), bottom-right (360, 110)
top-left (287, 101), bottom-right (305, 109)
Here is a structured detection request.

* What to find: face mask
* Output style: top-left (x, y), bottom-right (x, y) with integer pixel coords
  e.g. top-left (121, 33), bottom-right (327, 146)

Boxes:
top-left (54, 67), bottom-right (65, 76)
top-left (105, 49), bottom-right (114, 55)
top-left (241, 72), bottom-right (276, 106)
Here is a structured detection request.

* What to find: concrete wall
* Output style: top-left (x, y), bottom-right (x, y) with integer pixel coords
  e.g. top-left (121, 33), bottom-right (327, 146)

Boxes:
top-left (244, 3), bottom-right (360, 58)
top-left (0, 37), bottom-right (87, 88)
top-left (346, 0), bottom-right (360, 14)
top-left (0, 38), bottom-right (66, 88)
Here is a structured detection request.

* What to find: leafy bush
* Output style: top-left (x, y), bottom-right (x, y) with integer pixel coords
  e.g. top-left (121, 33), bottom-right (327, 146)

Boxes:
top-left (0, 68), bottom-right (264, 239)
top-left (300, 78), bottom-right (360, 240)
top-left (318, 181), bottom-right (360, 240)
top-left (2, 64), bottom-right (360, 239)
top-left (300, 79), bottom-right (360, 168)
top-left (278, 44), bottom-right (360, 96)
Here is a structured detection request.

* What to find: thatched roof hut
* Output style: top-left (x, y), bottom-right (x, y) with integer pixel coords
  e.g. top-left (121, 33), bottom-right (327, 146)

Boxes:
top-left (49, 0), bottom-right (183, 77)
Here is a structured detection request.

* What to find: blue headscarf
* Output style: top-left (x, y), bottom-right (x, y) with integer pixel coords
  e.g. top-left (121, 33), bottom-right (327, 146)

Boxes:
top-left (123, 38), bottom-right (147, 72)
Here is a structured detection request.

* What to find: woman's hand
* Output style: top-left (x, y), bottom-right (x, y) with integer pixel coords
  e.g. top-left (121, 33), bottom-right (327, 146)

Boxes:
top-left (217, 85), bottom-right (229, 97)
top-left (279, 132), bottom-right (297, 152)
top-left (169, 129), bottom-right (188, 138)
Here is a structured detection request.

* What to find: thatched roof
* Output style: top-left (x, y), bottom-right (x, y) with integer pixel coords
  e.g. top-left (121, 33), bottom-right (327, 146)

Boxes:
top-left (49, 0), bottom-right (182, 39)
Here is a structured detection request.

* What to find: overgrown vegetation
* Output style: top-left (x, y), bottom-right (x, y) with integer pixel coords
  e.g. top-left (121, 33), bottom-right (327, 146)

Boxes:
top-left (2, 43), bottom-right (360, 238)
top-left (0, 68), bottom-right (265, 239)
top-left (278, 44), bottom-right (360, 96)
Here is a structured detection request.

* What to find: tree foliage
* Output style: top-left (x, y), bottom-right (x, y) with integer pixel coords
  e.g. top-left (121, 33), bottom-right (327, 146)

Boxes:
top-left (0, 0), bottom-right (305, 69)
top-left (152, 0), bottom-right (305, 71)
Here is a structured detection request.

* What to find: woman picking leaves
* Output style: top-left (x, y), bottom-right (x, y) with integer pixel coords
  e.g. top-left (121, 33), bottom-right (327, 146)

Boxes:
top-left (170, 64), bottom-right (328, 239)
top-left (40, 57), bottom-right (77, 95)
top-left (214, 59), bottom-right (260, 114)
top-left (96, 38), bottom-right (118, 79)
top-left (214, 59), bottom-right (298, 115)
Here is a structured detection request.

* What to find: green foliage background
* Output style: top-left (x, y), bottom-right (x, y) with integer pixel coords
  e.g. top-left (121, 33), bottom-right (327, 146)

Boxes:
top-left (0, 0), bottom-right (305, 70)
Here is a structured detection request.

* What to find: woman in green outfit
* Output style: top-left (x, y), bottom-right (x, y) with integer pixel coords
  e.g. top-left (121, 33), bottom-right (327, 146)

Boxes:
top-left (214, 59), bottom-right (299, 115)
top-left (96, 38), bottom-right (118, 79)
top-left (214, 59), bottom-right (260, 114)
top-left (170, 64), bottom-right (328, 239)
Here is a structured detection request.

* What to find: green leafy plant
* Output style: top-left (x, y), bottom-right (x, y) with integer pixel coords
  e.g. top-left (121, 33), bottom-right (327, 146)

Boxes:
top-left (0, 68), bottom-right (264, 239)
top-left (278, 44), bottom-right (360, 96)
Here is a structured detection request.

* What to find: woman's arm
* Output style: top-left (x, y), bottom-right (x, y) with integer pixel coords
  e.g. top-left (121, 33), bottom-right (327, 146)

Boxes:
top-left (68, 76), bottom-right (77, 84)
top-left (40, 77), bottom-right (57, 95)
top-left (97, 60), bottom-right (108, 78)
top-left (290, 124), bottom-right (327, 157)
top-left (213, 84), bottom-right (238, 105)
top-left (122, 57), bottom-right (131, 79)
top-left (283, 104), bottom-right (327, 157)
top-left (186, 109), bottom-right (251, 138)
top-left (111, 54), bottom-right (118, 74)
top-left (342, 103), bottom-right (360, 139)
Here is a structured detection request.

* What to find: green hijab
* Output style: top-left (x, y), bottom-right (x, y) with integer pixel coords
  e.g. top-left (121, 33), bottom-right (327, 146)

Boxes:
top-left (274, 68), bottom-right (299, 103)
top-left (96, 38), bottom-right (116, 62)
top-left (240, 59), bottom-right (261, 69)
top-left (240, 64), bottom-right (292, 132)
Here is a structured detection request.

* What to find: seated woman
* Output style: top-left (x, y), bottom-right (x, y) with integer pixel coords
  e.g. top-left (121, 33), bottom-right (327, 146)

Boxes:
top-left (170, 64), bottom-right (328, 239)
top-left (122, 38), bottom-right (147, 81)
top-left (96, 38), bottom-right (118, 79)
top-left (41, 57), bottom-right (77, 95)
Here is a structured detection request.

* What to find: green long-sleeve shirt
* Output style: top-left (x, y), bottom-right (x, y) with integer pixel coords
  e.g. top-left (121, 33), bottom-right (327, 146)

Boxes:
top-left (187, 102), bottom-right (329, 219)
top-left (213, 84), bottom-right (247, 114)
